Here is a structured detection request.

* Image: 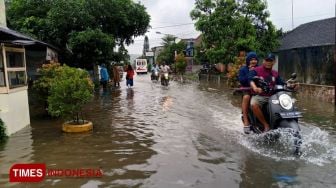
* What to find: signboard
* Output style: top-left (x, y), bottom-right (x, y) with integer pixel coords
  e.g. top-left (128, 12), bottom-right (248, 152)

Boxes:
top-left (145, 51), bottom-right (154, 57)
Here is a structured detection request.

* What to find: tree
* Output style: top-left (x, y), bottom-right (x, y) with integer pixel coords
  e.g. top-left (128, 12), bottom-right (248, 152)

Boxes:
top-left (190, 0), bottom-right (280, 64)
top-left (6, 0), bottom-right (150, 68)
top-left (68, 29), bottom-right (115, 69)
top-left (161, 34), bottom-right (178, 47)
top-left (157, 35), bottom-right (186, 65)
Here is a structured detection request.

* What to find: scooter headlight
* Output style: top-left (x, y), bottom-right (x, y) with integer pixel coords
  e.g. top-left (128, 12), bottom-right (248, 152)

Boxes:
top-left (279, 94), bottom-right (293, 110)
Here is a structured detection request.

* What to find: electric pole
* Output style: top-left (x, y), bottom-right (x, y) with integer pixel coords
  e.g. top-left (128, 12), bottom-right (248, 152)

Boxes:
top-left (292, 0), bottom-right (294, 29)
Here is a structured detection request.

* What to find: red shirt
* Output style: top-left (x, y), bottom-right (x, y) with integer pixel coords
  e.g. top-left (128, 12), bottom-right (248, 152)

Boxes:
top-left (126, 69), bottom-right (134, 79)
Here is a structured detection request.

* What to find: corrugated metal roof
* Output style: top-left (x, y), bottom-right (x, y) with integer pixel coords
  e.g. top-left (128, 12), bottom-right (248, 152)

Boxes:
top-left (279, 17), bottom-right (335, 51)
top-left (0, 26), bottom-right (57, 50)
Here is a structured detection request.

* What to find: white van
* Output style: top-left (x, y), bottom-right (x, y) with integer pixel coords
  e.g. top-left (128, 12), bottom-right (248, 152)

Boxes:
top-left (135, 59), bottom-right (148, 74)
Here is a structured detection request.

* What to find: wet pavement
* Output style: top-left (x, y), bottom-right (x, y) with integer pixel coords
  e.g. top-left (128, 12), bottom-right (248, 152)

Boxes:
top-left (0, 75), bottom-right (335, 187)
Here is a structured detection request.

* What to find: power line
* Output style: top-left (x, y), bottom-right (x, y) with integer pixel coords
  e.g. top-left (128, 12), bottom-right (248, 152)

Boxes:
top-left (151, 23), bottom-right (195, 29)
top-left (272, 12), bottom-right (334, 22)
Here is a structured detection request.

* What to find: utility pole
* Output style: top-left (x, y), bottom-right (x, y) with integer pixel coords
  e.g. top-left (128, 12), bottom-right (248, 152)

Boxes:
top-left (0, 0), bottom-right (7, 28)
top-left (334, 1), bottom-right (336, 106)
top-left (291, 0), bottom-right (294, 29)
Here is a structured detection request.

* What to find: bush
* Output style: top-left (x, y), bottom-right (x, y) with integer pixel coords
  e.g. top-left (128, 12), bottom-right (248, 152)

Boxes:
top-left (33, 62), bottom-right (62, 109)
top-left (175, 53), bottom-right (187, 74)
top-left (147, 63), bottom-right (152, 72)
top-left (47, 65), bottom-right (94, 124)
top-left (0, 118), bottom-right (7, 142)
top-left (34, 62), bottom-right (61, 95)
top-left (227, 55), bottom-right (246, 88)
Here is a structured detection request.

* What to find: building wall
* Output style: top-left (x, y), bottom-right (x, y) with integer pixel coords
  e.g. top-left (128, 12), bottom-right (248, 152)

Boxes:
top-left (0, 90), bottom-right (30, 135)
top-left (278, 45), bottom-right (334, 85)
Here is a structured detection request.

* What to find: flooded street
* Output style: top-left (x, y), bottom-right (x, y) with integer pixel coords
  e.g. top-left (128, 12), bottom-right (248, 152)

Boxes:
top-left (1, 75), bottom-right (336, 187)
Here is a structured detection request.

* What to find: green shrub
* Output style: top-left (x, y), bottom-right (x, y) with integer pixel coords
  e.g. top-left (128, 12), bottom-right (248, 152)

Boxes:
top-left (33, 62), bottom-right (62, 110)
top-left (33, 62), bottom-right (62, 98)
top-left (175, 53), bottom-right (187, 74)
top-left (147, 63), bottom-right (152, 72)
top-left (47, 65), bottom-right (94, 124)
top-left (0, 118), bottom-right (8, 142)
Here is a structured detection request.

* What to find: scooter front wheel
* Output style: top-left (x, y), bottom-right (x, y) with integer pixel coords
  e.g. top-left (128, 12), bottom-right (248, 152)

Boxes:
top-left (278, 119), bottom-right (302, 155)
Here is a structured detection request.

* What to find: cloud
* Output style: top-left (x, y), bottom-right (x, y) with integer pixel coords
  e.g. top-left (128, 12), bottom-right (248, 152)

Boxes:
top-left (127, 0), bottom-right (335, 55)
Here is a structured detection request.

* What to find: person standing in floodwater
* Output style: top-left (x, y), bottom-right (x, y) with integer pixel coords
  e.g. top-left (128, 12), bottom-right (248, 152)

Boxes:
top-left (112, 65), bottom-right (121, 87)
top-left (100, 64), bottom-right (109, 89)
top-left (125, 65), bottom-right (135, 88)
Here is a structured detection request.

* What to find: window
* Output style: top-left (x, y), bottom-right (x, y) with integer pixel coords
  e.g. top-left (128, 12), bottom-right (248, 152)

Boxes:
top-left (4, 47), bottom-right (27, 89)
top-left (8, 71), bottom-right (26, 88)
top-left (6, 51), bottom-right (24, 67)
top-left (0, 51), bottom-right (5, 86)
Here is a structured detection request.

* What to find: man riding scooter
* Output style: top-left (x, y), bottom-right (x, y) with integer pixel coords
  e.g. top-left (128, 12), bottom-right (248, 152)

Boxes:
top-left (151, 64), bottom-right (160, 81)
top-left (160, 62), bottom-right (171, 86)
top-left (248, 53), bottom-right (285, 132)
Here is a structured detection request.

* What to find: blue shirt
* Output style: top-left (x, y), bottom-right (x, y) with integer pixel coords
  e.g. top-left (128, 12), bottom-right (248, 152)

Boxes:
top-left (238, 66), bottom-right (250, 87)
top-left (100, 67), bottom-right (109, 81)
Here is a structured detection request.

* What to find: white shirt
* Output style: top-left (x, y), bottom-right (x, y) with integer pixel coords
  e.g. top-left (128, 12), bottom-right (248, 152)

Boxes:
top-left (160, 65), bottom-right (170, 73)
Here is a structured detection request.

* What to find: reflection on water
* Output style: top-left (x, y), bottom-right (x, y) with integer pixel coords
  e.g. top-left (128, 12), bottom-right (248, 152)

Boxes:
top-left (0, 126), bottom-right (33, 185)
top-left (0, 87), bottom-right (157, 187)
top-left (0, 76), bottom-right (335, 187)
top-left (239, 153), bottom-right (301, 187)
top-left (296, 96), bottom-right (336, 131)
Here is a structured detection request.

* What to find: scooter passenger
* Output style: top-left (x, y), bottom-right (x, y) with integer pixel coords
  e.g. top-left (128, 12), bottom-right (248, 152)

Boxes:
top-left (238, 51), bottom-right (259, 134)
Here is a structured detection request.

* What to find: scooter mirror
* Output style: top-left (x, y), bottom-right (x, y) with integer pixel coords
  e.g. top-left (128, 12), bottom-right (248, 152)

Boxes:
top-left (290, 73), bottom-right (297, 80)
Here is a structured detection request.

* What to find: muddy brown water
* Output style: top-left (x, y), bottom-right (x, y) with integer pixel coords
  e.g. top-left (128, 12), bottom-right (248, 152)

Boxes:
top-left (0, 75), bottom-right (335, 187)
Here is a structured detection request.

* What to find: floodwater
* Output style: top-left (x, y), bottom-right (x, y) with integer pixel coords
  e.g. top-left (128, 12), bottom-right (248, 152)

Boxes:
top-left (0, 75), bottom-right (335, 187)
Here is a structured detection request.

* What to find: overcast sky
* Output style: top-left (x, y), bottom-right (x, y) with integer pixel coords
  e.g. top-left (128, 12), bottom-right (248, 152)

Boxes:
top-left (127, 0), bottom-right (335, 55)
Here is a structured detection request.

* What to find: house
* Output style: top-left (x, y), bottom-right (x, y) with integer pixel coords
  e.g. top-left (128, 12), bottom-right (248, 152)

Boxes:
top-left (277, 17), bottom-right (335, 103)
top-left (0, 0), bottom-right (58, 135)
top-left (278, 17), bottom-right (335, 85)
top-left (180, 38), bottom-right (196, 72)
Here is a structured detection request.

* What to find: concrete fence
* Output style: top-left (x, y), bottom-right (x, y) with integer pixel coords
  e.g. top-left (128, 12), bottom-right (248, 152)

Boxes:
top-left (297, 83), bottom-right (335, 104)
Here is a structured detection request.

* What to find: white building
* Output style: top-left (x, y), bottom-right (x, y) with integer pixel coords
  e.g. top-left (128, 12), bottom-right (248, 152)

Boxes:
top-left (0, 0), bottom-right (57, 135)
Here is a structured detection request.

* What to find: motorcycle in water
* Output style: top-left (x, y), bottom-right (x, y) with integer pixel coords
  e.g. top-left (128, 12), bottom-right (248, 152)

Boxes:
top-left (151, 70), bottom-right (159, 81)
top-left (243, 73), bottom-right (303, 154)
top-left (161, 72), bottom-right (169, 86)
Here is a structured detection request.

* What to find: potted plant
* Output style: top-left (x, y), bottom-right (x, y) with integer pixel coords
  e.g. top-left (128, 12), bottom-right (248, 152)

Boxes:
top-left (47, 65), bottom-right (94, 132)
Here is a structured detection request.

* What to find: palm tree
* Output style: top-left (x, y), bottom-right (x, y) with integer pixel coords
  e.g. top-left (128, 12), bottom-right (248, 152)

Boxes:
top-left (161, 34), bottom-right (177, 47)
